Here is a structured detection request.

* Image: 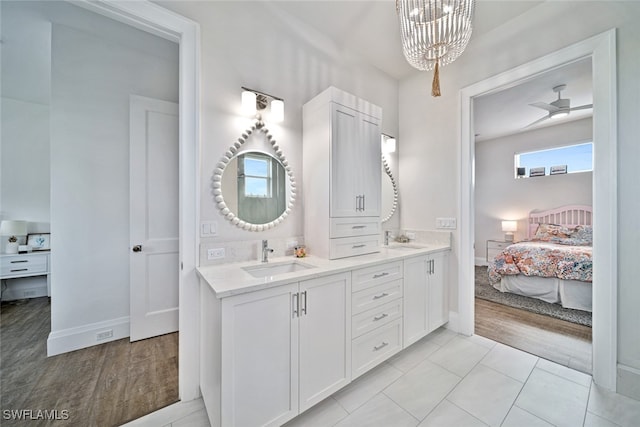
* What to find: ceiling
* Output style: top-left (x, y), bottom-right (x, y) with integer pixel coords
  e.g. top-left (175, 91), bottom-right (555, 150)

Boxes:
top-left (271, 0), bottom-right (592, 141)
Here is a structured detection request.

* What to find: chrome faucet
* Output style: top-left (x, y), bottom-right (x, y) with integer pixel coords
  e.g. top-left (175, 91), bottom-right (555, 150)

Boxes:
top-left (384, 230), bottom-right (391, 246)
top-left (261, 240), bottom-right (274, 263)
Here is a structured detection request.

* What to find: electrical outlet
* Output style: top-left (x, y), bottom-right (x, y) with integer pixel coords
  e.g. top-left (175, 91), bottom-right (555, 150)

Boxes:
top-left (96, 330), bottom-right (113, 341)
top-left (286, 240), bottom-right (299, 250)
top-left (207, 248), bottom-right (226, 260)
top-left (405, 232), bottom-right (416, 240)
top-left (436, 217), bottom-right (457, 229)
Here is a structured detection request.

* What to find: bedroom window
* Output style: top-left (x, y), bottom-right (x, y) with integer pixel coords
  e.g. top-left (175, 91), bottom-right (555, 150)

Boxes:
top-left (515, 142), bottom-right (593, 178)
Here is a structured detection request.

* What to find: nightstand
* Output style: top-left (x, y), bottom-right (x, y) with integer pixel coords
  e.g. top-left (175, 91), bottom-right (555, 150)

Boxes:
top-left (486, 240), bottom-right (511, 263)
top-left (0, 252), bottom-right (51, 298)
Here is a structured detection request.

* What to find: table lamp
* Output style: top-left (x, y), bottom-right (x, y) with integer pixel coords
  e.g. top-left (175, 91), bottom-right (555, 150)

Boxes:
top-left (0, 220), bottom-right (27, 254)
top-left (501, 220), bottom-right (517, 242)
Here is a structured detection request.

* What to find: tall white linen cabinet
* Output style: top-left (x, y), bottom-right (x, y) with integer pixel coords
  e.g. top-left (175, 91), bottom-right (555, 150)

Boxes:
top-left (303, 87), bottom-right (382, 259)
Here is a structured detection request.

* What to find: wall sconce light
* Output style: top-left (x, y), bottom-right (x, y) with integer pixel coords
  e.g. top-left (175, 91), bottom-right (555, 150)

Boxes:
top-left (241, 87), bottom-right (284, 123)
top-left (381, 134), bottom-right (396, 154)
top-left (501, 220), bottom-right (518, 242)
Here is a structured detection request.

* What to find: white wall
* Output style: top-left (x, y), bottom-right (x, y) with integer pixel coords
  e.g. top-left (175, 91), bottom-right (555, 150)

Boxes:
top-left (399, 1), bottom-right (640, 395)
top-left (44, 3), bottom-right (178, 351)
top-left (475, 118), bottom-right (593, 262)
top-left (159, 1), bottom-right (399, 263)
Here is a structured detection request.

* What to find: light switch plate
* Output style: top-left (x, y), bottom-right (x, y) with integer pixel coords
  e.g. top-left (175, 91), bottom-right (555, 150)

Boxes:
top-left (436, 217), bottom-right (457, 229)
top-left (201, 221), bottom-right (218, 237)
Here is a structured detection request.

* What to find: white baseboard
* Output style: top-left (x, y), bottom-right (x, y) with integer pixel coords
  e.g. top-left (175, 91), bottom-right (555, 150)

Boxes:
top-left (475, 257), bottom-right (488, 266)
top-left (445, 311), bottom-right (460, 334)
top-left (617, 364), bottom-right (640, 401)
top-left (47, 316), bottom-right (130, 356)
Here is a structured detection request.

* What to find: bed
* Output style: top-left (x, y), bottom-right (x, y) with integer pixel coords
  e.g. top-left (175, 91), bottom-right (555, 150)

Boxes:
top-left (487, 205), bottom-right (593, 312)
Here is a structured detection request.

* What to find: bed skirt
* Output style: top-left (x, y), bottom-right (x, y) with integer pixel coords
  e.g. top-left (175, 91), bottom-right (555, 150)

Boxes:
top-left (493, 275), bottom-right (592, 312)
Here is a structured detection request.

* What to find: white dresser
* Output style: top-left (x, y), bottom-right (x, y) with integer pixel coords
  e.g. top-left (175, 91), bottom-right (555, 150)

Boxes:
top-left (0, 252), bottom-right (51, 299)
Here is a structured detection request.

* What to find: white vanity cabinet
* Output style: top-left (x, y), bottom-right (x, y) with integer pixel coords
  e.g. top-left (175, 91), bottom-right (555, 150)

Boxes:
top-left (303, 87), bottom-right (382, 259)
top-left (201, 272), bottom-right (351, 427)
top-left (403, 251), bottom-right (449, 348)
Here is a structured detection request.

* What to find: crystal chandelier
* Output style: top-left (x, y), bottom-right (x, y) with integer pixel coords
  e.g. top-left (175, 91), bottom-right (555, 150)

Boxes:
top-left (396, 0), bottom-right (475, 97)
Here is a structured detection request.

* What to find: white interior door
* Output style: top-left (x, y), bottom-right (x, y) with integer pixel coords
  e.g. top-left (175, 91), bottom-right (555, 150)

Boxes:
top-left (130, 95), bottom-right (179, 342)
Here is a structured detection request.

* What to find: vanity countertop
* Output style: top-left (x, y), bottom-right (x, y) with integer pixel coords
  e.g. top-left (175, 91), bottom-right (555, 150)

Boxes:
top-left (197, 242), bottom-right (450, 299)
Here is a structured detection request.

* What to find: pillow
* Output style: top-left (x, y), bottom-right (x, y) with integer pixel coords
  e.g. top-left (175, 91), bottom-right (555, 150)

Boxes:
top-left (532, 223), bottom-right (593, 246)
top-left (533, 223), bottom-right (574, 240)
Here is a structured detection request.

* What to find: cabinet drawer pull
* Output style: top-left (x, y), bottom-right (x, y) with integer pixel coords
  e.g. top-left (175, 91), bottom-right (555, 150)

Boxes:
top-left (292, 293), bottom-right (299, 318)
top-left (373, 342), bottom-right (389, 351)
top-left (10, 268), bottom-right (29, 272)
top-left (373, 313), bottom-right (388, 321)
top-left (372, 292), bottom-right (389, 300)
top-left (351, 225), bottom-right (366, 229)
top-left (372, 272), bottom-right (389, 279)
top-left (10, 260), bottom-right (29, 264)
top-left (352, 244), bottom-right (366, 249)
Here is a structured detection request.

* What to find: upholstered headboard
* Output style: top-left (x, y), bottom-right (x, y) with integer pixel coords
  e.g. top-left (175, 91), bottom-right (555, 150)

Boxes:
top-left (528, 205), bottom-right (593, 239)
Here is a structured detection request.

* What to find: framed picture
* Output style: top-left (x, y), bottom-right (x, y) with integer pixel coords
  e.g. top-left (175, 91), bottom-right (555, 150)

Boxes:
top-left (27, 233), bottom-right (51, 251)
top-left (529, 167), bottom-right (546, 177)
top-left (550, 164), bottom-right (568, 175)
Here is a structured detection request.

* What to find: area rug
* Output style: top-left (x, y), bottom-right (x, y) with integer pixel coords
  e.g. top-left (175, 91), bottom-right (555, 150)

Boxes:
top-left (475, 266), bottom-right (592, 327)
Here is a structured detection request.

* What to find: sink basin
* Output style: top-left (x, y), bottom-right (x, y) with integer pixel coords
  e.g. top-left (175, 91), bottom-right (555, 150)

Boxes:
top-left (243, 260), bottom-right (316, 278)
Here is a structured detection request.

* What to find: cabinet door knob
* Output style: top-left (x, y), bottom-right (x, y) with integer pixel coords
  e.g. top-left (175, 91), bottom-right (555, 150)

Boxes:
top-left (132, 245), bottom-right (143, 252)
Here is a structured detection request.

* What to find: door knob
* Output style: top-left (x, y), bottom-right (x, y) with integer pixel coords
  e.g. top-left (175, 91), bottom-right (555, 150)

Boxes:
top-left (132, 245), bottom-right (142, 252)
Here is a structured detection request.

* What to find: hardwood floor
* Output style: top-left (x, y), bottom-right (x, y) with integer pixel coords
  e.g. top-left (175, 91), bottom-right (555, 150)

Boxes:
top-left (0, 297), bottom-right (178, 426)
top-left (475, 297), bottom-right (592, 374)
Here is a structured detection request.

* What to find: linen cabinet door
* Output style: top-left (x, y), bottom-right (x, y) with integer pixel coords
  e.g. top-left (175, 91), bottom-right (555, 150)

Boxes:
top-left (358, 113), bottom-right (381, 217)
top-left (403, 255), bottom-right (429, 348)
top-left (221, 283), bottom-right (299, 427)
top-left (330, 103), bottom-right (360, 218)
top-left (428, 252), bottom-right (449, 332)
top-left (298, 272), bottom-right (351, 412)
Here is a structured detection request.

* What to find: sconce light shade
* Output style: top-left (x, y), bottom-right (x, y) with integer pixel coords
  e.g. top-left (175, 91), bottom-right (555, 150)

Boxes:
top-left (241, 90), bottom-right (257, 115)
top-left (270, 99), bottom-right (284, 123)
top-left (501, 220), bottom-right (517, 242)
top-left (381, 134), bottom-right (397, 154)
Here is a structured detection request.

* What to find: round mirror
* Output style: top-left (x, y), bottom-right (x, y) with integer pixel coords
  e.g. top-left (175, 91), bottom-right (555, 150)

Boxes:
top-left (212, 121), bottom-right (296, 231)
top-left (381, 155), bottom-right (398, 223)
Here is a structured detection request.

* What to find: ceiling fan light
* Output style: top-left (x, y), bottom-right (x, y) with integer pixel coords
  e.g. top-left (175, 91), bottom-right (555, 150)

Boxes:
top-left (550, 110), bottom-right (569, 119)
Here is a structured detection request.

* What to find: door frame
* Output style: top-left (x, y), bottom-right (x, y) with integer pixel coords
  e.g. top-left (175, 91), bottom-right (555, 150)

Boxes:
top-left (458, 30), bottom-right (617, 390)
top-left (74, 0), bottom-right (201, 400)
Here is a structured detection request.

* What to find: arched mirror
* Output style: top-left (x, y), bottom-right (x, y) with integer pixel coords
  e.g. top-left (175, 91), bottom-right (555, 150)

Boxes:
top-left (381, 154), bottom-right (398, 223)
top-left (212, 121), bottom-right (296, 231)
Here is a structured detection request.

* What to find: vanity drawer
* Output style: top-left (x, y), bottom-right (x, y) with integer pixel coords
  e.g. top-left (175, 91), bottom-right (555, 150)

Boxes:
top-left (330, 217), bottom-right (380, 238)
top-left (329, 235), bottom-right (380, 260)
top-left (352, 319), bottom-right (402, 379)
top-left (352, 279), bottom-right (402, 315)
top-left (352, 261), bottom-right (402, 292)
top-left (352, 299), bottom-right (402, 339)
top-left (1, 254), bottom-right (48, 277)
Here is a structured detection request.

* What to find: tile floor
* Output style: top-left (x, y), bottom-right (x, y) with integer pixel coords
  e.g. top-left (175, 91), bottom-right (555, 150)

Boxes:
top-left (124, 329), bottom-right (640, 427)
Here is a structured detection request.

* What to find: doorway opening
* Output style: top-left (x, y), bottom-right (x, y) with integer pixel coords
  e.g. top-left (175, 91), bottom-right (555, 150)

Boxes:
top-left (458, 30), bottom-right (617, 390)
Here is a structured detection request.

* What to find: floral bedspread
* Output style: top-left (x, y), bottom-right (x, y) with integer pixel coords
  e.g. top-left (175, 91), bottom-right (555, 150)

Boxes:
top-left (488, 241), bottom-right (592, 284)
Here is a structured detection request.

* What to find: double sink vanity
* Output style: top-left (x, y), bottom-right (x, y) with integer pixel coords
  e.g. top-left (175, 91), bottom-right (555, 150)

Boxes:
top-left (197, 241), bottom-right (450, 427)
top-left (199, 86), bottom-right (450, 426)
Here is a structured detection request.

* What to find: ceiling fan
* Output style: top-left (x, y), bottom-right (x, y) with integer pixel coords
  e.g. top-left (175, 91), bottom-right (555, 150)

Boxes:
top-left (526, 84), bottom-right (593, 128)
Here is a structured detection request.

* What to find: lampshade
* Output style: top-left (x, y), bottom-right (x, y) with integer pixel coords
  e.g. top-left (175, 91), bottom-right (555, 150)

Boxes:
top-left (501, 220), bottom-right (518, 232)
top-left (396, 0), bottom-right (475, 96)
top-left (0, 220), bottom-right (27, 236)
top-left (241, 90), bottom-right (257, 115)
top-left (270, 99), bottom-right (284, 123)
top-left (381, 135), bottom-right (397, 154)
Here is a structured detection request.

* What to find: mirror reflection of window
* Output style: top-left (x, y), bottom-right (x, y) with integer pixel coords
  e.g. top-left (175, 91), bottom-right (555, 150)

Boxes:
top-left (242, 154), bottom-right (272, 198)
top-left (236, 152), bottom-right (286, 224)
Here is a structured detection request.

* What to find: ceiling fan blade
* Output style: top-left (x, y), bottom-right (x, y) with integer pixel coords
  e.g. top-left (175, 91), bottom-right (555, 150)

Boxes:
top-left (524, 115), bottom-right (549, 128)
top-left (529, 102), bottom-right (560, 113)
top-left (571, 104), bottom-right (593, 111)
